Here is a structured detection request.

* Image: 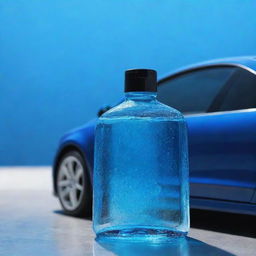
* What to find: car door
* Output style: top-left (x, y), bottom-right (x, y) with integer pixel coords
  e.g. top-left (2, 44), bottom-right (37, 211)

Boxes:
top-left (158, 65), bottom-right (256, 203)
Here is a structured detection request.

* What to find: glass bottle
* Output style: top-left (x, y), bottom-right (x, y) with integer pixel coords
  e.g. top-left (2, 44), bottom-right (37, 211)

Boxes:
top-left (93, 69), bottom-right (189, 239)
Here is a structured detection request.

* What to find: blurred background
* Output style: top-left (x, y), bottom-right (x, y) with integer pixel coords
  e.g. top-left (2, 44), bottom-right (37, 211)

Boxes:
top-left (1, 0), bottom-right (256, 166)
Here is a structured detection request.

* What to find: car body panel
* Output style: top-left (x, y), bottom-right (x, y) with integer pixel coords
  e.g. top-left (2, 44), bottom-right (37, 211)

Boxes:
top-left (52, 119), bottom-right (96, 193)
top-left (187, 109), bottom-right (256, 203)
top-left (53, 56), bottom-right (256, 215)
top-left (251, 190), bottom-right (256, 203)
top-left (190, 197), bottom-right (256, 215)
top-left (58, 119), bottom-right (96, 175)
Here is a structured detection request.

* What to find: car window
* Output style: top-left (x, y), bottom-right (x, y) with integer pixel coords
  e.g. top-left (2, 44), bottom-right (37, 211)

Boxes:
top-left (158, 67), bottom-right (237, 114)
top-left (218, 69), bottom-right (256, 111)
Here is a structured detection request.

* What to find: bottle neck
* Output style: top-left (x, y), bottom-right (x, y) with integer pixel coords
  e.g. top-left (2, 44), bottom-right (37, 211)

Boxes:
top-left (125, 91), bottom-right (157, 101)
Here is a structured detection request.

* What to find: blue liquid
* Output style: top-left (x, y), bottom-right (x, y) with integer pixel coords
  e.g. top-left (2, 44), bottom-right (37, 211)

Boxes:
top-left (93, 92), bottom-right (189, 239)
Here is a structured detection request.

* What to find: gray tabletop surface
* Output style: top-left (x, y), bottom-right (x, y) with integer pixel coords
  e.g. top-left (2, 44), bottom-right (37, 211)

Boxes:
top-left (0, 167), bottom-right (255, 256)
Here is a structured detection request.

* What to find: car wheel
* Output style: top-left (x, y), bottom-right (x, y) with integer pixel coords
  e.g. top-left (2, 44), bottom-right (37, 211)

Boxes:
top-left (56, 150), bottom-right (92, 217)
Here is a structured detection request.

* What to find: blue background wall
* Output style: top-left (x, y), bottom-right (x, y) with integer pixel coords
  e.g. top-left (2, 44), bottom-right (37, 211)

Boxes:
top-left (0, 0), bottom-right (255, 165)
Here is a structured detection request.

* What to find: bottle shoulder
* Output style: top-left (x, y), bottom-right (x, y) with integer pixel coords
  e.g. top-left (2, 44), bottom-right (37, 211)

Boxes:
top-left (99, 99), bottom-right (184, 122)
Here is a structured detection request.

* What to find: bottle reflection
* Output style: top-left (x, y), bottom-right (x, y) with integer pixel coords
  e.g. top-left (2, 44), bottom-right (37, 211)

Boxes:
top-left (94, 236), bottom-right (234, 256)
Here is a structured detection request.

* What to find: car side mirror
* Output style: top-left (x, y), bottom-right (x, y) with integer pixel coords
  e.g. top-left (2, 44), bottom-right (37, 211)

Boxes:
top-left (97, 105), bottom-right (112, 117)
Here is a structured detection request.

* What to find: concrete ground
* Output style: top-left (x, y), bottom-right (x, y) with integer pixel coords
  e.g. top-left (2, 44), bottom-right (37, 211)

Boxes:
top-left (0, 167), bottom-right (255, 256)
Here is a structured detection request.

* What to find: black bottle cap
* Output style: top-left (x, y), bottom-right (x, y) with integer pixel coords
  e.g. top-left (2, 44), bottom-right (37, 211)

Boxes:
top-left (125, 69), bottom-right (157, 92)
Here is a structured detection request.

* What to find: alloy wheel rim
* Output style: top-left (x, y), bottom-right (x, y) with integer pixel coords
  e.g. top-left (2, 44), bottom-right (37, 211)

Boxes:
top-left (57, 156), bottom-right (84, 211)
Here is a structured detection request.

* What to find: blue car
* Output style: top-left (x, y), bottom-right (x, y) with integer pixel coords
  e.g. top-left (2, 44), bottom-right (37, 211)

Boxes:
top-left (53, 56), bottom-right (256, 217)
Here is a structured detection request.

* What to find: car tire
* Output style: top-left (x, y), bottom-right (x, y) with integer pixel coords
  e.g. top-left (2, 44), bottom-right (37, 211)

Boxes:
top-left (56, 150), bottom-right (92, 217)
